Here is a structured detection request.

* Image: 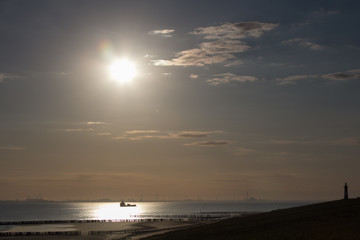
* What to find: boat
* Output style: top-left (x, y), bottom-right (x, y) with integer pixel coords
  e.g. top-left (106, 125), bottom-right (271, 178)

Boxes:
top-left (120, 201), bottom-right (136, 207)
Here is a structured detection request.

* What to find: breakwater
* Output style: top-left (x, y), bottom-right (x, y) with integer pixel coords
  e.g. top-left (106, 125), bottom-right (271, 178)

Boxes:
top-left (0, 212), bottom-right (242, 226)
top-left (88, 229), bottom-right (140, 235)
top-left (0, 231), bottom-right (81, 236)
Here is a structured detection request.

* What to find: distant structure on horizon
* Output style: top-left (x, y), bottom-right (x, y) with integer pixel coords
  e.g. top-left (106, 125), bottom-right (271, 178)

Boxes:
top-left (344, 182), bottom-right (349, 200)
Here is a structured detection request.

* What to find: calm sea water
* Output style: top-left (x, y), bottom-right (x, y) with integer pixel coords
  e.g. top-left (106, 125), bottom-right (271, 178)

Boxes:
top-left (0, 201), bottom-right (312, 222)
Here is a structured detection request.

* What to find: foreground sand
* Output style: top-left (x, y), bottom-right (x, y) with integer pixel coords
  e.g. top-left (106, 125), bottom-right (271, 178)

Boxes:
top-left (145, 199), bottom-right (360, 240)
top-left (0, 220), bottom-right (205, 240)
top-left (1, 199), bottom-right (360, 239)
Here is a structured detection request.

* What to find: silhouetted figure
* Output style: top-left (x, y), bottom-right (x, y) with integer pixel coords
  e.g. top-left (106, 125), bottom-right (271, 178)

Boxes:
top-left (344, 183), bottom-right (348, 200)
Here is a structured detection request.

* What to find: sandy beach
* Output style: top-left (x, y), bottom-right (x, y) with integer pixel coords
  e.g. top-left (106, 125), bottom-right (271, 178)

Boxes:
top-left (0, 220), bottom-right (206, 240)
top-left (1, 199), bottom-right (360, 240)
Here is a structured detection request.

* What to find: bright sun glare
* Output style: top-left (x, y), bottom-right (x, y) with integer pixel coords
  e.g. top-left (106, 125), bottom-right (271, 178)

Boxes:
top-left (108, 58), bottom-right (137, 83)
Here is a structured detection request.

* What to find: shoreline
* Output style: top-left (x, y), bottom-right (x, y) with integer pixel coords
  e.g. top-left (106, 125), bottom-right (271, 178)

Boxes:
top-left (0, 219), bottom-right (211, 239)
top-left (2, 199), bottom-right (358, 239)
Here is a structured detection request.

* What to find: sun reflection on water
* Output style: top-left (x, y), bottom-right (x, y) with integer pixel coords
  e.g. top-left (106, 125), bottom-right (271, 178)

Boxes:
top-left (93, 202), bottom-right (141, 220)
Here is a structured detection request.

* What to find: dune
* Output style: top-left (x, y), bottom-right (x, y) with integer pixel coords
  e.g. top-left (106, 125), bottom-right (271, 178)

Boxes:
top-left (144, 199), bottom-right (360, 240)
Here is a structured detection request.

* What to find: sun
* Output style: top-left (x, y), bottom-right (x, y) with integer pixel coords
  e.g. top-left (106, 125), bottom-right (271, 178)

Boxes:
top-left (108, 58), bottom-right (137, 83)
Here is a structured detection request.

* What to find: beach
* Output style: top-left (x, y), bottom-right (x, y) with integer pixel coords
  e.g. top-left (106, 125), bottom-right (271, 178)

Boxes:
top-left (0, 220), bottom-right (206, 239)
top-left (1, 199), bottom-right (360, 239)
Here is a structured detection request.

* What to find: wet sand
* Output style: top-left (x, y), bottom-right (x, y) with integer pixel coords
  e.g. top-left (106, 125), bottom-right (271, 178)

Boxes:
top-left (3, 199), bottom-right (359, 240)
top-left (0, 220), bottom-right (206, 239)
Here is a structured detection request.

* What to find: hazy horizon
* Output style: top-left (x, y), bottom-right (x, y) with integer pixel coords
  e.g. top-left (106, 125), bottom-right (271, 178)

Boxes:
top-left (1, 0), bottom-right (359, 202)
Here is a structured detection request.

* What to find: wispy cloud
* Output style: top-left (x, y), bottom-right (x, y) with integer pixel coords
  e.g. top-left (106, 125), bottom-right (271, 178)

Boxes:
top-left (86, 121), bottom-right (106, 125)
top-left (207, 73), bottom-right (259, 86)
top-left (113, 130), bottom-right (225, 147)
top-left (112, 136), bottom-right (127, 140)
top-left (276, 74), bottom-right (319, 85)
top-left (116, 130), bottom-right (218, 140)
top-left (0, 73), bottom-right (20, 83)
top-left (190, 74), bottom-right (199, 79)
top-left (199, 39), bottom-right (251, 54)
top-left (191, 22), bottom-right (279, 39)
top-left (61, 121), bottom-right (108, 135)
top-left (236, 147), bottom-right (255, 155)
top-left (271, 139), bottom-right (304, 144)
top-left (321, 70), bottom-right (360, 81)
top-left (224, 60), bottom-right (244, 67)
top-left (330, 137), bottom-right (360, 145)
top-left (152, 21), bottom-right (278, 67)
top-left (270, 137), bottom-right (360, 146)
top-left (282, 38), bottom-right (324, 50)
top-left (149, 29), bottom-right (175, 37)
top-left (95, 132), bottom-right (111, 136)
top-left (277, 70), bottom-right (360, 85)
top-left (162, 72), bottom-right (172, 77)
top-left (176, 131), bottom-right (211, 138)
top-left (0, 146), bottom-right (27, 151)
top-left (65, 128), bottom-right (86, 132)
top-left (125, 130), bottom-right (160, 134)
top-left (184, 140), bottom-right (230, 146)
top-left (153, 48), bottom-right (235, 66)
top-left (312, 9), bottom-right (339, 17)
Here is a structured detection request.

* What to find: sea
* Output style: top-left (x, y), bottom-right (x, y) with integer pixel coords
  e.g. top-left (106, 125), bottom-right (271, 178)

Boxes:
top-left (0, 200), bottom-right (313, 223)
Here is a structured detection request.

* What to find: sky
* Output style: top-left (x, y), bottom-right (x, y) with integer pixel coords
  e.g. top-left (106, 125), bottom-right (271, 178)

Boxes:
top-left (0, 0), bottom-right (359, 201)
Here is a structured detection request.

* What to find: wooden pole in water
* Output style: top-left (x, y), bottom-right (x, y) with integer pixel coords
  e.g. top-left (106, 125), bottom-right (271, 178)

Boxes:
top-left (344, 182), bottom-right (349, 200)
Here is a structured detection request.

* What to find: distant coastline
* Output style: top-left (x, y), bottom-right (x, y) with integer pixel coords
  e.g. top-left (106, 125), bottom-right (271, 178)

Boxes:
top-left (0, 198), bottom-right (317, 203)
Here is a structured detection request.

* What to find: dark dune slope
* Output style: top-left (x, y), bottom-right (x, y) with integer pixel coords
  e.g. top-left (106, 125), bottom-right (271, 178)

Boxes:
top-left (145, 199), bottom-right (360, 240)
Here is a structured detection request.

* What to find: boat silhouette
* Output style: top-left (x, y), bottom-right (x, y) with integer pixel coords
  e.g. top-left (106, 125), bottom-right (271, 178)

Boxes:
top-left (120, 201), bottom-right (136, 207)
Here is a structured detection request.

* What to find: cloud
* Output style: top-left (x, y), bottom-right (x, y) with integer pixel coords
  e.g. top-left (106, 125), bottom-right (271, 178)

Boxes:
top-left (282, 38), bottom-right (324, 50)
top-left (112, 136), bottom-right (127, 140)
top-left (96, 132), bottom-right (111, 136)
top-left (312, 9), bottom-right (339, 17)
top-left (321, 71), bottom-right (360, 81)
top-left (199, 39), bottom-right (251, 54)
top-left (207, 73), bottom-right (259, 86)
top-left (191, 22), bottom-right (279, 40)
top-left (86, 121), bottom-right (106, 125)
top-left (125, 130), bottom-right (160, 134)
top-left (153, 21), bottom-right (278, 67)
top-left (176, 131), bottom-right (210, 138)
top-left (271, 140), bottom-right (303, 144)
top-left (0, 146), bottom-right (27, 151)
top-left (113, 130), bottom-right (222, 144)
top-left (0, 73), bottom-right (20, 83)
top-left (224, 60), bottom-right (244, 67)
top-left (276, 74), bottom-right (319, 85)
top-left (65, 128), bottom-right (85, 132)
top-left (162, 72), bottom-right (172, 77)
top-left (61, 121), bottom-right (108, 135)
top-left (149, 29), bottom-right (175, 37)
top-left (270, 137), bottom-right (360, 146)
top-left (190, 74), bottom-right (199, 79)
top-left (184, 140), bottom-right (230, 146)
top-left (152, 48), bottom-right (235, 66)
top-left (331, 137), bottom-right (360, 145)
top-left (236, 147), bottom-right (255, 155)
top-left (277, 70), bottom-right (360, 85)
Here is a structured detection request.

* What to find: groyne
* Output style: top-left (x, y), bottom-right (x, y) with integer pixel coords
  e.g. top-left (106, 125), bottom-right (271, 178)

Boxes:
top-left (0, 212), bottom-right (242, 226)
top-left (0, 231), bottom-right (81, 236)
